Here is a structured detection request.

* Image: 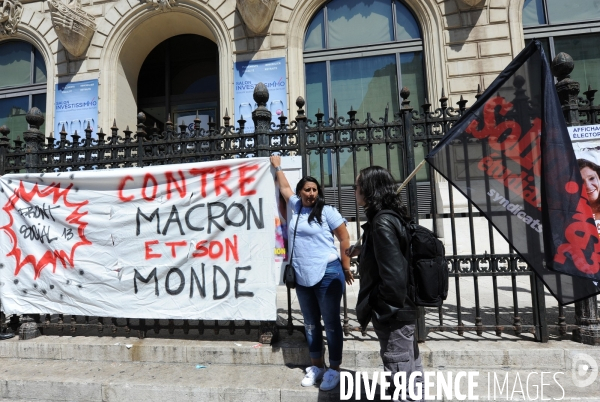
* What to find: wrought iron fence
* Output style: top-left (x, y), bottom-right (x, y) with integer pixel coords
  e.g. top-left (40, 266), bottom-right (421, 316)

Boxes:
top-left (0, 55), bottom-right (598, 344)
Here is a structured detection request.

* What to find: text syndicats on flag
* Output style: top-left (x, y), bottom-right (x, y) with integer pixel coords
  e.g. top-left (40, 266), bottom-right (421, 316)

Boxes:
top-left (426, 40), bottom-right (600, 305)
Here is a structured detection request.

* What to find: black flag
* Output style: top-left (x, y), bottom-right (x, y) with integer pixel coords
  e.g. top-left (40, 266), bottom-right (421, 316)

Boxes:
top-left (426, 40), bottom-right (600, 305)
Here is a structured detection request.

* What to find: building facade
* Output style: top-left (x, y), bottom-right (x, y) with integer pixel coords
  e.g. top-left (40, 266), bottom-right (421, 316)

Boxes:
top-left (0, 0), bottom-right (598, 147)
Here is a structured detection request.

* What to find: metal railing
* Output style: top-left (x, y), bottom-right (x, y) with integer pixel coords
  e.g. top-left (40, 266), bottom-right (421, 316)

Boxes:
top-left (0, 53), bottom-right (598, 344)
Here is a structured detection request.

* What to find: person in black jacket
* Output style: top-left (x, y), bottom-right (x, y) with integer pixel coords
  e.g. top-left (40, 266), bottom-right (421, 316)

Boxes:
top-left (347, 166), bottom-right (423, 401)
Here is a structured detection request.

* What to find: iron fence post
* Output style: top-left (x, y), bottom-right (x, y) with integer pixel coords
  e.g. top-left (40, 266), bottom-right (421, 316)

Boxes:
top-left (531, 275), bottom-right (549, 342)
top-left (295, 96), bottom-right (308, 175)
top-left (23, 108), bottom-right (44, 174)
top-left (136, 112), bottom-right (147, 168)
top-left (251, 83), bottom-right (279, 343)
top-left (399, 87), bottom-right (425, 341)
top-left (0, 125), bottom-right (8, 176)
top-left (510, 75), bottom-right (549, 342)
top-left (19, 108), bottom-right (46, 340)
top-left (252, 83), bottom-right (272, 158)
top-left (400, 87), bottom-right (418, 221)
top-left (552, 52), bottom-right (600, 345)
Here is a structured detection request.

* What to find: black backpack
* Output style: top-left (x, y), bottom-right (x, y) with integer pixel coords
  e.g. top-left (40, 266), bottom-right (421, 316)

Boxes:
top-left (379, 211), bottom-right (449, 307)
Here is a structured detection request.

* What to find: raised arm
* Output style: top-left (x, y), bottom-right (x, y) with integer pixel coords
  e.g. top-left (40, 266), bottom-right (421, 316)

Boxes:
top-left (270, 155), bottom-right (295, 202)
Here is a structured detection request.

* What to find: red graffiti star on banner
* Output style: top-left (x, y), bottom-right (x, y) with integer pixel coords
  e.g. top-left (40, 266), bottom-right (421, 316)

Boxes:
top-left (1, 181), bottom-right (92, 279)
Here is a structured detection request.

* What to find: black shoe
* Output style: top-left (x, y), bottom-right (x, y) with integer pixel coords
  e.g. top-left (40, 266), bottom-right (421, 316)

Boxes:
top-left (0, 332), bottom-right (15, 340)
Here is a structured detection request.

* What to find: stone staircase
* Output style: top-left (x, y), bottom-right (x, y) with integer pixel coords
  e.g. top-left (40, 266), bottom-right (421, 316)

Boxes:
top-left (0, 333), bottom-right (599, 401)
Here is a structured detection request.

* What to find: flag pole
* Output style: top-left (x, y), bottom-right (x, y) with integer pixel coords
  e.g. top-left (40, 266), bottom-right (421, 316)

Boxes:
top-left (351, 160), bottom-right (427, 255)
top-left (397, 160), bottom-right (427, 194)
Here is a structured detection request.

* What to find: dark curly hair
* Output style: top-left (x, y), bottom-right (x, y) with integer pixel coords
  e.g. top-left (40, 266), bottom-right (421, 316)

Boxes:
top-left (357, 166), bottom-right (408, 221)
top-left (295, 176), bottom-right (326, 224)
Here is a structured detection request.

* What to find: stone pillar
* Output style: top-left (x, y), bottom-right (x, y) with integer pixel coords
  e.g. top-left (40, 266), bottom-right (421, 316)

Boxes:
top-left (552, 52), bottom-right (600, 345)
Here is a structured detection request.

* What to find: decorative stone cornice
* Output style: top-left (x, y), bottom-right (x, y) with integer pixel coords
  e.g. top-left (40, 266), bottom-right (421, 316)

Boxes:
top-left (49, 0), bottom-right (96, 57)
top-left (0, 0), bottom-right (23, 36)
top-left (236, 0), bottom-right (278, 34)
top-left (146, 0), bottom-right (177, 12)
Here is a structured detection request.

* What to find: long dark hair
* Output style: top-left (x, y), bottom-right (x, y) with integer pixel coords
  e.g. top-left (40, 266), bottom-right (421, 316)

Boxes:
top-left (295, 176), bottom-right (326, 224)
top-left (357, 166), bottom-right (408, 221)
top-left (578, 158), bottom-right (600, 176)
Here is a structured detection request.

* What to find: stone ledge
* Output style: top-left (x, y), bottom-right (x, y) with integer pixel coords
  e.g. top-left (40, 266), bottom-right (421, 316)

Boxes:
top-left (0, 359), bottom-right (598, 402)
top-left (1, 336), bottom-right (598, 371)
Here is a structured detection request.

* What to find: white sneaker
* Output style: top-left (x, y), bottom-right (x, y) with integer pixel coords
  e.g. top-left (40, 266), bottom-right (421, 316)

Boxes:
top-left (319, 369), bottom-right (340, 391)
top-left (301, 366), bottom-right (325, 387)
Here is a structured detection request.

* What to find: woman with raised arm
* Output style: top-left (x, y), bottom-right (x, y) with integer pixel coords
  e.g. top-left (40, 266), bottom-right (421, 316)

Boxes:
top-left (270, 155), bottom-right (353, 392)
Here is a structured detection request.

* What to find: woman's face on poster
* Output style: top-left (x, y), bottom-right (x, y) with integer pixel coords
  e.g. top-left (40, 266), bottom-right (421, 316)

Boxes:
top-left (581, 166), bottom-right (600, 203)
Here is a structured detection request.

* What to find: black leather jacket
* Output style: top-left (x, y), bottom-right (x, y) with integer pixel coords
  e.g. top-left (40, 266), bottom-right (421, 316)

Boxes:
top-left (356, 210), bottom-right (417, 328)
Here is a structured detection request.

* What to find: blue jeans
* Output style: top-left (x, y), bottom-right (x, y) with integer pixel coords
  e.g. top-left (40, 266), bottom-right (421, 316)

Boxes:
top-left (295, 259), bottom-right (345, 367)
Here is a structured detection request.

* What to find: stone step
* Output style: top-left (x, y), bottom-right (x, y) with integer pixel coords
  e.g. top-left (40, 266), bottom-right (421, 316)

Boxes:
top-left (0, 358), bottom-right (598, 401)
top-left (0, 334), bottom-right (380, 369)
top-left (1, 335), bottom-right (599, 373)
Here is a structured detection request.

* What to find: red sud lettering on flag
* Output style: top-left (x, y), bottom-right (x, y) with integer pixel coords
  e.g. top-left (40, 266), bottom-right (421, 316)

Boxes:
top-left (426, 40), bottom-right (600, 304)
top-left (467, 96), bottom-right (542, 210)
top-left (554, 181), bottom-right (600, 275)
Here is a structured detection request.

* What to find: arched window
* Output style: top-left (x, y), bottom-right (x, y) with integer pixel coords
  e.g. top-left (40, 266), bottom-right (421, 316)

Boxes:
top-left (304, 0), bottom-right (425, 121)
top-left (0, 41), bottom-right (47, 141)
top-left (137, 34), bottom-right (219, 133)
top-left (303, 0), bottom-right (426, 186)
top-left (523, 0), bottom-right (600, 90)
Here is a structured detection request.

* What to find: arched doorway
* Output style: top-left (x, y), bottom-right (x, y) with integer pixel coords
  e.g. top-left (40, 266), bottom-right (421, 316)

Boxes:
top-left (137, 34), bottom-right (219, 133)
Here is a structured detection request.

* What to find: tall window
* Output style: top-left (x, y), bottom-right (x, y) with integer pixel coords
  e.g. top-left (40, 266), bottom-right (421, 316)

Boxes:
top-left (0, 41), bottom-right (47, 141)
top-left (137, 35), bottom-right (219, 133)
top-left (523, 0), bottom-right (600, 91)
top-left (304, 0), bottom-right (426, 186)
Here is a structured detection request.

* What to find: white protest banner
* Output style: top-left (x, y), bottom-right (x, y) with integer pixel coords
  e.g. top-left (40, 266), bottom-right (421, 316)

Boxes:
top-left (0, 158), bottom-right (278, 320)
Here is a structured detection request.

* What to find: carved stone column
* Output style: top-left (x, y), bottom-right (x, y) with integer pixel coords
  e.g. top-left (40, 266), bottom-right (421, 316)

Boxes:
top-left (552, 52), bottom-right (600, 345)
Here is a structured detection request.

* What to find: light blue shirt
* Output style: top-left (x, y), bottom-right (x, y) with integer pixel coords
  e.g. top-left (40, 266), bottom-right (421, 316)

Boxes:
top-left (288, 195), bottom-right (345, 287)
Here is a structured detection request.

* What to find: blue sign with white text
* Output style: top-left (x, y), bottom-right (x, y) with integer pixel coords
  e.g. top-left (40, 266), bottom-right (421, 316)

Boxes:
top-left (54, 79), bottom-right (99, 140)
top-left (234, 57), bottom-right (287, 133)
